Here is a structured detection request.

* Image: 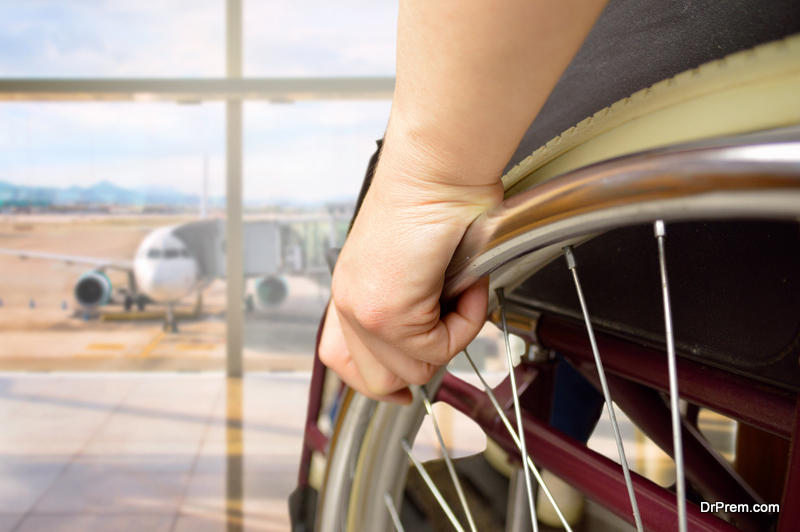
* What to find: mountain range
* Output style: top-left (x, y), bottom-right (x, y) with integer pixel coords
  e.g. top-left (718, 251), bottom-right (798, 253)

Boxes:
top-left (0, 181), bottom-right (356, 210)
top-left (0, 180), bottom-right (213, 208)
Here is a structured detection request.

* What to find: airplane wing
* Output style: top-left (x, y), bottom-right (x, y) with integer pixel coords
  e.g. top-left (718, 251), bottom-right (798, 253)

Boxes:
top-left (0, 248), bottom-right (133, 271)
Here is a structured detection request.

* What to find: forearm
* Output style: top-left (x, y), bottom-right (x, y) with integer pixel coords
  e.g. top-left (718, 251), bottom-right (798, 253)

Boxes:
top-left (386, 0), bottom-right (608, 187)
top-left (321, 0), bottom-right (610, 402)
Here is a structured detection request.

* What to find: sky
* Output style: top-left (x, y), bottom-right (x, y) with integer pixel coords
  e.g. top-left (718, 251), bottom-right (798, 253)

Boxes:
top-left (0, 0), bottom-right (397, 204)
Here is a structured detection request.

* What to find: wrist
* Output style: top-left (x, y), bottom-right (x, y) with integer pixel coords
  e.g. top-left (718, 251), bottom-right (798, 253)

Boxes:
top-left (371, 149), bottom-right (503, 225)
top-left (381, 117), bottom-right (506, 189)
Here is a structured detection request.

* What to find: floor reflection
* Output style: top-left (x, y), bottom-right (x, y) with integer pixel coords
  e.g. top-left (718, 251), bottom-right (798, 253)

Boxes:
top-left (0, 373), bottom-right (306, 532)
top-left (227, 377), bottom-right (243, 532)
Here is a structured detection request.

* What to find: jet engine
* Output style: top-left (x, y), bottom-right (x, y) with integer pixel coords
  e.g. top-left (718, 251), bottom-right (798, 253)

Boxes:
top-left (74, 271), bottom-right (112, 307)
top-left (254, 276), bottom-right (288, 307)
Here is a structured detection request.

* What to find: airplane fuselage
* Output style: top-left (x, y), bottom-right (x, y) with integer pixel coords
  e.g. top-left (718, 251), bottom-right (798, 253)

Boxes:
top-left (133, 227), bottom-right (199, 304)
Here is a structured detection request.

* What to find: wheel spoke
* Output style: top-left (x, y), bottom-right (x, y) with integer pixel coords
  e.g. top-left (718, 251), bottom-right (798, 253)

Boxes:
top-left (507, 466), bottom-right (532, 532)
top-left (383, 492), bottom-right (406, 532)
top-left (401, 438), bottom-right (467, 532)
top-left (420, 388), bottom-right (479, 532)
top-left (497, 288), bottom-right (539, 532)
top-left (462, 349), bottom-right (574, 532)
top-left (654, 220), bottom-right (688, 532)
top-left (562, 245), bottom-right (644, 532)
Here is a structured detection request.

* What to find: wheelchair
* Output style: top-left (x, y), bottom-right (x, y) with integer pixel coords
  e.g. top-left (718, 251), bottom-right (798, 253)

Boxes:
top-left (294, 34), bottom-right (800, 532)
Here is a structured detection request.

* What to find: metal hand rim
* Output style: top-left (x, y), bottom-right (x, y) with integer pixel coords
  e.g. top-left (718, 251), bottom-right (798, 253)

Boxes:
top-left (444, 127), bottom-right (800, 302)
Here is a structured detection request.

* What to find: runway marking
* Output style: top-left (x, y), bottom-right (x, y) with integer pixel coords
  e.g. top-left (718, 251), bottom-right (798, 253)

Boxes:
top-left (175, 344), bottom-right (217, 351)
top-left (139, 332), bottom-right (166, 358)
top-left (86, 343), bottom-right (125, 350)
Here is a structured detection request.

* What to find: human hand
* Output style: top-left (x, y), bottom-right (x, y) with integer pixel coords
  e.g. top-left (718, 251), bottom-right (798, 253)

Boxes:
top-left (318, 0), bottom-right (606, 403)
top-left (319, 137), bottom-right (502, 404)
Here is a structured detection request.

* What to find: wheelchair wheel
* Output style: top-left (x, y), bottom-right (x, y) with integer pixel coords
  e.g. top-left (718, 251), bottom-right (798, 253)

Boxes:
top-left (315, 35), bottom-right (800, 532)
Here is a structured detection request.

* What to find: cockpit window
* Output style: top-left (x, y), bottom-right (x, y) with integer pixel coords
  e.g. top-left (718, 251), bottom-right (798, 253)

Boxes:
top-left (147, 249), bottom-right (162, 259)
top-left (164, 249), bottom-right (180, 259)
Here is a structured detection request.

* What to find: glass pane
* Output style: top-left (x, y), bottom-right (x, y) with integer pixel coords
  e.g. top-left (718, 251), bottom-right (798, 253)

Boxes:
top-left (245, 0), bottom-right (398, 77)
top-left (0, 103), bottom-right (224, 192)
top-left (0, 1), bottom-right (224, 77)
top-left (0, 102), bottom-right (226, 369)
top-left (242, 100), bottom-right (391, 367)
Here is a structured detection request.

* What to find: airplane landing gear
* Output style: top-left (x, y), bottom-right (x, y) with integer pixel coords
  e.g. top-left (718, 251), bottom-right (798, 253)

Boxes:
top-left (164, 304), bottom-right (178, 333)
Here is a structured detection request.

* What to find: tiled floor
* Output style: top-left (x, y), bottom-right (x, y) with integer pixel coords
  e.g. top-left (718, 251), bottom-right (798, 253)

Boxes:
top-left (0, 372), bottom-right (308, 532)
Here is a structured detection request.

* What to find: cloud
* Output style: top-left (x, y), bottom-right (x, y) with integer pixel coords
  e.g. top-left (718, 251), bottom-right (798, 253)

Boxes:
top-left (0, 0), bottom-right (397, 77)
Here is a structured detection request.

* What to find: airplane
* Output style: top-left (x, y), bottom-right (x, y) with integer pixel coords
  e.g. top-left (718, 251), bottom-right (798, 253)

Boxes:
top-left (0, 209), bottom-right (351, 332)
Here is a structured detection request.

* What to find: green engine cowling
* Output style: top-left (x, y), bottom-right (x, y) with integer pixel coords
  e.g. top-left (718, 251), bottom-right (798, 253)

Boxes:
top-left (74, 271), bottom-right (112, 307)
top-left (255, 276), bottom-right (288, 307)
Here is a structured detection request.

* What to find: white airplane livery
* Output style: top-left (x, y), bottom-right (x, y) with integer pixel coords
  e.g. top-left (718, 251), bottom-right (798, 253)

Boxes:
top-left (133, 227), bottom-right (199, 304)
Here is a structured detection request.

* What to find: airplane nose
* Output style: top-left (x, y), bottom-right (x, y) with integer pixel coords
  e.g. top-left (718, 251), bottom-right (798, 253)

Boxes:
top-left (135, 261), bottom-right (173, 302)
top-left (149, 269), bottom-right (177, 297)
top-left (135, 258), bottom-right (197, 303)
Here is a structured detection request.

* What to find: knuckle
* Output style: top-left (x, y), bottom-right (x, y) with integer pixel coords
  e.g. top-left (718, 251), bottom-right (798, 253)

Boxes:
top-left (365, 372), bottom-right (402, 397)
top-left (424, 351), bottom-right (452, 366)
top-left (330, 286), bottom-right (351, 317)
top-left (332, 287), bottom-right (391, 333)
top-left (352, 304), bottom-right (393, 334)
top-left (404, 362), bottom-right (439, 386)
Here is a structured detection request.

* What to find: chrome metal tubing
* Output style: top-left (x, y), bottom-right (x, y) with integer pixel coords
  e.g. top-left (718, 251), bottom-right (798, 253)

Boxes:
top-left (444, 128), bottom-right (800, 301)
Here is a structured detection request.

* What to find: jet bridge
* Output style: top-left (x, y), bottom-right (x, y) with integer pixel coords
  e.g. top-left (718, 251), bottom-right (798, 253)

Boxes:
top-left (172, 219), bottom-right (285, 281)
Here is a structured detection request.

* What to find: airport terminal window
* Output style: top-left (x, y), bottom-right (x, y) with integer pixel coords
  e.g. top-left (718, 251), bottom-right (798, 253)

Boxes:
top-left (0, 2), bottom-right (400, 528)
top-left (0, 2), bottom-right (394, 373)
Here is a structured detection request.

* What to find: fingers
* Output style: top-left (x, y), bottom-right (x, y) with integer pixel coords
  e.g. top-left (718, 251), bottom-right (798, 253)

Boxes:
top-left (337, 307), bottom-right (435, 391)
top-left (442, 276), bottom-right (490, 356)
top-left (318, 304), bottom-right (413, 405)
top-left (344, 276), bottom-right (489, 378)
top-left (319, 279), bottom-right (489, 404)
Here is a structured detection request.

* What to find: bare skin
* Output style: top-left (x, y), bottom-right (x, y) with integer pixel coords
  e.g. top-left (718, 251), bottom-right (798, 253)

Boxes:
top-left (320, 0), bottom-right (608, 404)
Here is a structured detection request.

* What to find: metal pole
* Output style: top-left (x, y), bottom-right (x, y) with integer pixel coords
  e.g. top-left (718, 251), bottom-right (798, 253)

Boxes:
top-left (226, 0), bottom-right (244, 377)
top-left (227, 0), bottom-right (242, 79)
